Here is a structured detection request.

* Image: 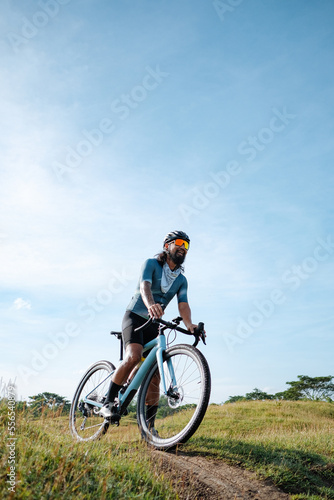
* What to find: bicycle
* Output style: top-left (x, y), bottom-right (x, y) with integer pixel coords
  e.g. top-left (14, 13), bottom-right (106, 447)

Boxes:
top-left (69, 315), bottom-right (211, 450)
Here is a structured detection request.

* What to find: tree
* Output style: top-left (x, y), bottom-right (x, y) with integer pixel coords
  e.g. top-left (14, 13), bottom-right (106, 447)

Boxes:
top-left (284, 375), bottom-right (334, 401)
top-left (245, 388), bottom-right (274, 401)
top-left (28, 392), bottom-right (71, 416)
top-left (274, 387), bottom-right (302, 401)
top-left (225, 395), bottom-right (246, 404)
top-left (224, 389), bottom-right (273, 404)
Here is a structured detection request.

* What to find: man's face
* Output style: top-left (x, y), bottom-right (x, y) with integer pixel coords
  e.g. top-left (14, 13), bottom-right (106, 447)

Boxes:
top-left (167, 240), bottom-right (188, 266)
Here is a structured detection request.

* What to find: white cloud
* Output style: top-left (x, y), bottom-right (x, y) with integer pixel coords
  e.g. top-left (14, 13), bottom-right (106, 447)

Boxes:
top-left (13, 298), bottom-right (31, 310)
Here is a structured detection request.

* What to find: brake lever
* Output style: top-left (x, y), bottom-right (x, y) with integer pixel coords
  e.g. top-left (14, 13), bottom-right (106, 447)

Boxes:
top-left (192, 322), bottom-right (206, 347)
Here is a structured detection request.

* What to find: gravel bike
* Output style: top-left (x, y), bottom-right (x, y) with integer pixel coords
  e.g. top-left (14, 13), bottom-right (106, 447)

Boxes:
top-left (69, 315), bottom-right (211, 450)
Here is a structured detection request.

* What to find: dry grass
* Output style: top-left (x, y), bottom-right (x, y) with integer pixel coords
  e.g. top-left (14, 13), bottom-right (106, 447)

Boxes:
top-left (0, 407), bottom-right (178, 499)
top-left (1, 400), bottom-right (333, 499)
top-left (186, 401), bottom-right (334, 499)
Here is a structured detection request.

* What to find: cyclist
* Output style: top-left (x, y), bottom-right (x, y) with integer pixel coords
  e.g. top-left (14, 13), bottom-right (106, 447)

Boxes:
top-left (100, 230), bottom-right (199, 432)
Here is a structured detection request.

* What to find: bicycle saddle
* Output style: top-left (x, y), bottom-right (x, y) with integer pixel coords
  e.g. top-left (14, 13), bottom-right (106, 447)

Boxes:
top-left (110, 331), bottom-right (122, 340)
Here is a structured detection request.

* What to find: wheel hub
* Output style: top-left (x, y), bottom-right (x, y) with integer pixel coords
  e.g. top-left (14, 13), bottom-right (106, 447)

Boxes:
top-left (167, 386), bottom-right (184, 408)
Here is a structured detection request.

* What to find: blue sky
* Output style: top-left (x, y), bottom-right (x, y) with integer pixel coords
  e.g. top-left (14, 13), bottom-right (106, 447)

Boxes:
top-left (1, 0), bottom-right (333, 403)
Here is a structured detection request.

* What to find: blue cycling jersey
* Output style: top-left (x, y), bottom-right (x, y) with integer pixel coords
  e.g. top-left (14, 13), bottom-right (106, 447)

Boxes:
top-left (126, 258), bottom-right (188, 318)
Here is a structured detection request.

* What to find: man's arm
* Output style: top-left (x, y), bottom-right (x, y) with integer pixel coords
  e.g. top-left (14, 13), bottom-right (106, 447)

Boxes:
top-left (178, 302), bottom-right (197, 333)
top-left (140, 281), bottom-right (164, 319)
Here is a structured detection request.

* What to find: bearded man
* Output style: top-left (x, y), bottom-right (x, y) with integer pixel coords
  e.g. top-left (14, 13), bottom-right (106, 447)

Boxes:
top-left (100, 230), bottom-right (198, 432)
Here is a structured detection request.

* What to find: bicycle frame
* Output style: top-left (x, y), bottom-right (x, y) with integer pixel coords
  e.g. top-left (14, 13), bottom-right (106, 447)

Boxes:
top-left (70, 315), bottom-right (210, 448)
top-left (83, 330), bottom-right (176, 414)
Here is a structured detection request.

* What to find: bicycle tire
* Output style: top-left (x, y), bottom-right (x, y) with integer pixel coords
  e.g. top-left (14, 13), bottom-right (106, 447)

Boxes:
top-left (69, 360), bottom-right (115, 442)
top-left (137, 344), bottom-right (211, 450)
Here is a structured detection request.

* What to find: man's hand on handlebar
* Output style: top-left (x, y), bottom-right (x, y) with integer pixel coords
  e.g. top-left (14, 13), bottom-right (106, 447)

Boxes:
top-left (147, 303), bottom-right (165, 320)
top-left (186, 323), bottom-right (199, 334)
top-left (184, 323), bottom-right (207, 347)
top-left (194, 323), bottom-right (207, 344)
top-left (185, 322), bottom-right (206, 337)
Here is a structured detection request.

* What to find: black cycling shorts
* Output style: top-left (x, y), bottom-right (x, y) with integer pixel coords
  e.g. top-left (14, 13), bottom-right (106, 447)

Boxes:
top-left (122, 310), bottom-right (159, 349)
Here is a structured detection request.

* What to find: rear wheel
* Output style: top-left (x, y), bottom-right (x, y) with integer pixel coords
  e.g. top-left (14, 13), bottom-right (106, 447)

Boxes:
top-left (69, 360), bottom-right (115, 442)
top-left (137, 345), bottom-right (211, 450)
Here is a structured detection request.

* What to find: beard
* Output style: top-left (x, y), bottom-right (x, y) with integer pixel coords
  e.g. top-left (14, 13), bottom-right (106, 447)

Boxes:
top-left (168, 248), bottom-right (186, 266)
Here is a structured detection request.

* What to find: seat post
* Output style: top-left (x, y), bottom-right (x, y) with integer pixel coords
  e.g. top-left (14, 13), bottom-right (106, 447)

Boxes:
top-left (120, 337), bottom-right (123, 361)
top-left (110, 331), bottom-right (124, 362)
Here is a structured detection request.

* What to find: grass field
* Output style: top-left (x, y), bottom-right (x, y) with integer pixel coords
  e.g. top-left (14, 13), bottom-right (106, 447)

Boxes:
top-left (188, 401), bottom-right (334, 499)
top-left (1, 400), bottom-right (333, 499)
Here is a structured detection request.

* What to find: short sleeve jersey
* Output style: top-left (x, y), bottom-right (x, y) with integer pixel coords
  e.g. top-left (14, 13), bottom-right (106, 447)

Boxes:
top-left (126, 258), bottom-right (188, 318)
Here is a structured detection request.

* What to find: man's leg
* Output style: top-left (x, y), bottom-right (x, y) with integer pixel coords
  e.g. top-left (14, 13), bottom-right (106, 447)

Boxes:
top-left (111, 343), bottom-right (143, 386)
top-left (100, 343), bottom-right (143, 418)
top-left (145, 370), bottom-right (160, 430)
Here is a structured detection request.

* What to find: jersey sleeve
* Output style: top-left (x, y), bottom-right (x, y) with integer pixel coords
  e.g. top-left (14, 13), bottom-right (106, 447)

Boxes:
top-left (177, 276), bottom-right (188, 303)
top-left (139, 259), bottom-right (155, 284)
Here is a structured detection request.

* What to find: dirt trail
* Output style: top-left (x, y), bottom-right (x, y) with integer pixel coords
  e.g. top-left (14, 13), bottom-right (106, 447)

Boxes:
top-left (154, 451), bottom-right (291, 500)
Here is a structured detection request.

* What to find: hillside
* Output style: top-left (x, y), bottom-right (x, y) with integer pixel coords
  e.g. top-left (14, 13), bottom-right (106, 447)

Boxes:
top-left (1, 400), bottom-right (333, 499)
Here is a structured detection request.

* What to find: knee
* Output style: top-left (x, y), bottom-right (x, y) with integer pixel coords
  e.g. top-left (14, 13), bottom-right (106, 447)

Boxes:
top-left (125, 350), bottom-right (142, 367)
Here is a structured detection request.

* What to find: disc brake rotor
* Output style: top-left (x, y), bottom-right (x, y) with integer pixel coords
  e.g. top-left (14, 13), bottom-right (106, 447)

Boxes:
top-left (167, 386), bottom-right (184, 408)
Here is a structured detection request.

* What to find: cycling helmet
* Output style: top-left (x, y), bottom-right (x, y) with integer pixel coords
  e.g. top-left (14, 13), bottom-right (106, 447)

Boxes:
top-left (163, 230), bottom-right (190, 248)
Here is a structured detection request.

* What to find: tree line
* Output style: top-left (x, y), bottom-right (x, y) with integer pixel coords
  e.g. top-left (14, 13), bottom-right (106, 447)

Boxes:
top-left (1, 375), bottom-right (333, 415)
top-left (2, 392), bottom-right (193, 418)
top-left (224, 375), bottom-right (334, 404)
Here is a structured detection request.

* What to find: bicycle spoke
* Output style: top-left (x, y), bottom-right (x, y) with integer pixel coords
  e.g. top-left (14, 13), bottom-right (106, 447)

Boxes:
top-left (69, 361), bottom-right (115, 442)
top-left (137, 345), bottom-right (211, 450)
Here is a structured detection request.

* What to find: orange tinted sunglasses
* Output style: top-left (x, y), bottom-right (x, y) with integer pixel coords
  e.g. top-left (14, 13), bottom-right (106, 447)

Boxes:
top-left (174, 239), bottom-right (189, 250)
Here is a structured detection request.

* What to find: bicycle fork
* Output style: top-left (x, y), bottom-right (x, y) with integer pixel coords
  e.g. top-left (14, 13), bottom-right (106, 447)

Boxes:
top-left (156, 336), bottom-right (178, 400)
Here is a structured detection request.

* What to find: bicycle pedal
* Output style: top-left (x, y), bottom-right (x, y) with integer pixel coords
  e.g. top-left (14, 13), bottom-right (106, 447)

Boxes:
top-left (106, 413), bottom-right (121, 424)
top-left (109, 418), bottom-right (120, 427)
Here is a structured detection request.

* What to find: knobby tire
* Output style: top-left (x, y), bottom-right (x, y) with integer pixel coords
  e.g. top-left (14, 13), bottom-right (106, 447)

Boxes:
top-left (136, 344), bottom-right (211, 450)
top-left (69, 360), bottom-right (115, 442)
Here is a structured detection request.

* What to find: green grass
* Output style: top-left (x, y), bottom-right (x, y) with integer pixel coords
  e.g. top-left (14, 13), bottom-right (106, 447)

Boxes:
top-left (1, 400), bottom-right (333, 499)
top-left (187, 401), bottom-right (334, 499)
top-left (0, 406), bottom-right (177, 499)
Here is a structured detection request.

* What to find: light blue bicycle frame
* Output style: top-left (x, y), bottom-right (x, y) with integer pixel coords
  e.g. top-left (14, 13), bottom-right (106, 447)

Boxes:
top-left (83, 332), bottom-right (176, 411)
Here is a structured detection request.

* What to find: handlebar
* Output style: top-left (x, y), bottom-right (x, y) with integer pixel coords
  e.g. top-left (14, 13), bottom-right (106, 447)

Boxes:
top-left (134, 316), bottom-right (206, 347)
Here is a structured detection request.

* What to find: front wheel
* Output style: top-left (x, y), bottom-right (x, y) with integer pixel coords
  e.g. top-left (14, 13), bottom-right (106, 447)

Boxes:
top-left (69, 360), bottom-right (115, 442)
top-left (137, 345), bottom-right (211, 450)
